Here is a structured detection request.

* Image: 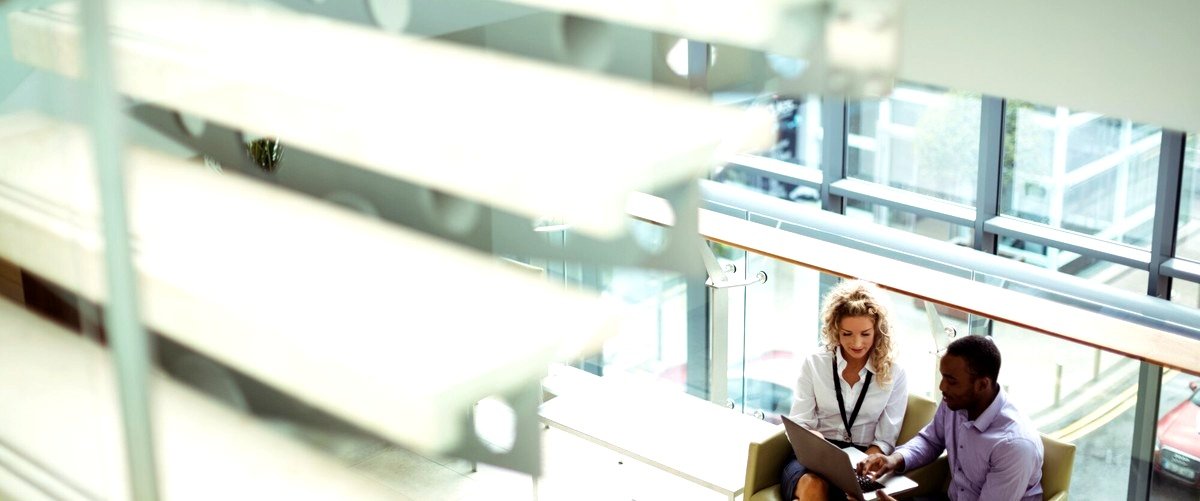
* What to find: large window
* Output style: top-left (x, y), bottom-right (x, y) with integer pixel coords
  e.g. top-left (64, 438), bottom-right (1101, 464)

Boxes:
top-left (713, 94), bottom-right (823, 204)
top-left (594, 266), bottom-right (689, 381)
top-left (1170, 280), bottom-right (1200, 310)
top-left (989, 318), bottom-right (1137, 498)
top-left (766, 95), bottom-right (822, 167)
top-left (845, 199), bottom-right (972, 245)
top-left (1001, 102), bottom-right (1162, 248)
top-left (725, 256), bottom-right (1147, 499)
top-left (1176, 133), bottom-right (1200, 261)
top-left (847, 84), bottom-right (982, 206)
top-left (580, 76), bottom-right (1198, 501)
top-left (995, 240), bottom-right (1151, 295)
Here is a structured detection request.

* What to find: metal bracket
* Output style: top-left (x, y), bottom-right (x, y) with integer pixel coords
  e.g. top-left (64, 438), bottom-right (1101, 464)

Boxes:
top-left (706, 270), bottom-right (767, 289)
top-left (923, 300), bottom-right (958, 400)
top-left (699, 239), bottom-right (766, 289)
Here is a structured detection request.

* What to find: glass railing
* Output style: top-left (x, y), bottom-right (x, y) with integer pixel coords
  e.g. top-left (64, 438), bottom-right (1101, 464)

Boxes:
top-left (594, 186), bottom-right (1200, 500)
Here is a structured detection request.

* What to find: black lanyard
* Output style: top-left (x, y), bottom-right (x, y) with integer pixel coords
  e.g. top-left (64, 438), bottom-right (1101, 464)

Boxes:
top-left (832, 356), bottom-right (872, 443)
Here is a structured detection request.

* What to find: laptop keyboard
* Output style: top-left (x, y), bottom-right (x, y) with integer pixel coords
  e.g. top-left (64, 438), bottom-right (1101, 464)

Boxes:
top-left (857, 474), bottom-right (885, 493)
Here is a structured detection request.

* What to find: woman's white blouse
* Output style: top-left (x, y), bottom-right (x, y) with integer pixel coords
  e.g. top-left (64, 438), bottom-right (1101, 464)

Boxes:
top-left (788, 349), bottom-right (908, 454)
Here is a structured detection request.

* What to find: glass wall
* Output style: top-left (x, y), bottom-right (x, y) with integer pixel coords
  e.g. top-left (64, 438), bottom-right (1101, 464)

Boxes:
top-left (695, 77), bottom-right (1200, 500)
top-left (1170, 280), bottom-right (1200, 310)
top-left (847, 84), bottom-right (982, 206)
top-left (592, 266), bottom-right (689, 383)
top-left (845, 199), bottom-right (973, 245)
top-left (1002, 102), bottom-right (1162, 248)
top-left (1177, 133), bottom-right (1200, 261)
top-left (763, 94), bottom-right (822, 167)
top-left (733, 251), bottom-right (820, 421)
top-left (994, 239), bottom-right (1151, 295)
top-left (718, 251), bottom-right (1151, 499)
top-left (713, 161), bottom-right (822, 207)
top-left (713, 93), bottom-right (823, 203)
top-left (988, 318), bottom-right (1134, 498)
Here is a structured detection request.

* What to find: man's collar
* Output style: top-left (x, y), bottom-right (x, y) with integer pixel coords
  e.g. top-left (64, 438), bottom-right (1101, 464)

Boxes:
top-left (970, 385), bottom-right (1005, 431)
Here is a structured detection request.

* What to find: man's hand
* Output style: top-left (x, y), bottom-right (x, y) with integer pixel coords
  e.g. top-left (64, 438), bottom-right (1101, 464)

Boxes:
top-left (874, 491), bottom-right (897, 501)
top-left (857, 452), bottom-right (902, 480)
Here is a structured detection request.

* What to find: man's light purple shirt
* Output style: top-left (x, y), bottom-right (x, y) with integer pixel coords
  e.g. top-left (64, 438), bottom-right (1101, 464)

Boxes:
top-left (895, 388), bottom-right (1044, 501)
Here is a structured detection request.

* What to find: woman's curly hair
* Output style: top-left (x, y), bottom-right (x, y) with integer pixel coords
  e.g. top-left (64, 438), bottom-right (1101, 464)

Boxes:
top-left (820, 279), bottom-right (896, 385)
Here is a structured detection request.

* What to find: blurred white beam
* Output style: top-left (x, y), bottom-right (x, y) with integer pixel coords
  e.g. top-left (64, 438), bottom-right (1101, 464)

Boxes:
top-left (0, 296), bottom-right (402, 500)
top-left (0, 113), bottom-right (619, 455)
top-left (8, 0), bottom-right (772, 238)
top-left (405, 0), bottom-right (537, 37)
top-left (898, 0), bottom-right (1200, 131)
top-left (486, 0), bottom-right (826, 58)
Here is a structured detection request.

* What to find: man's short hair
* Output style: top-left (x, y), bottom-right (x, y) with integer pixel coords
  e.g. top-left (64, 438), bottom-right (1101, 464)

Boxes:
top-left (945, 335), bottom-right (1001, 382)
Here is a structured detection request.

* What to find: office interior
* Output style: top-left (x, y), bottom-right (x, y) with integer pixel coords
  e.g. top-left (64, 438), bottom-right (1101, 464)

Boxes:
top-left (0, 0), bottom-right (1198, 500)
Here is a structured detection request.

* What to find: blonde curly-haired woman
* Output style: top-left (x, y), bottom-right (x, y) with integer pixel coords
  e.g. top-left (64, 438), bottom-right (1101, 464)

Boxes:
top-left (779, 279), bottom-right (908, 500)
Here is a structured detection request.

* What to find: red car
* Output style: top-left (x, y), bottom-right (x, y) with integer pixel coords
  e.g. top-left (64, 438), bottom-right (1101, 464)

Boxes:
top-left (1155, 380), bottom-right (1200, 487)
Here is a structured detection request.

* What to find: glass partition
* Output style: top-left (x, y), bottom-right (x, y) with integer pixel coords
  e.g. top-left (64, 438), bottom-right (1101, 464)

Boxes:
top-left (845, 199), bottom-right (973, 245)
top-left (990, 319), bottom-right (1136, 498)
top-left (1170, 280), bottom-right (1200, 310)
top-left (763, 94), bottom-right (822, 167)
top-left (994, 238), bottom-right (1150, 295)
top-left (722, 251), bottom-right (1154, 498)
top-left (847, 83), bottom-right (982, 206)
top-left (1002, 102), bottom-right (1162, 248)
top-left (733, 251), bottom-right (821, 422)
top-left (712, 94), bottom-right (823, 203)
top-left (713, 162), bottom-right (822, 207)
top-left (580, 264), bottom-right (689, 387)
top-left (1177, 132), bottom-right (1200, 262)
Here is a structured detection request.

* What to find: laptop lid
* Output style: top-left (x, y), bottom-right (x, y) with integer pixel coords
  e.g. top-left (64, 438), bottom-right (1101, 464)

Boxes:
top-left (780, 416), bottom-right (866, 499)
top-left (780, 416), bottom-right (917, 500)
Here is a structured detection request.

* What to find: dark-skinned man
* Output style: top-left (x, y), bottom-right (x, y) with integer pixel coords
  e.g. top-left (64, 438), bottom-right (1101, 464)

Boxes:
top-left (859, 335), bottom-right (1043, 501)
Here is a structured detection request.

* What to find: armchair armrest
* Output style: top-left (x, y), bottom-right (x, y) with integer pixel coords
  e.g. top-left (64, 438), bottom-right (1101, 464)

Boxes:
top-left (745, 429), bottom-right (791, 501)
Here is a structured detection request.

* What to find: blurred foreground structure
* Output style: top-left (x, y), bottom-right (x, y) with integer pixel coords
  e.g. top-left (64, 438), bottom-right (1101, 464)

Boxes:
top-left (0, 1), bottom-right (1199, 500)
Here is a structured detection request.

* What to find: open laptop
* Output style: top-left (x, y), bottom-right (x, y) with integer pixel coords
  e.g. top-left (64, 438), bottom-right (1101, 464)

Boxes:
top-left (781, 416), bottom-right (918, 501)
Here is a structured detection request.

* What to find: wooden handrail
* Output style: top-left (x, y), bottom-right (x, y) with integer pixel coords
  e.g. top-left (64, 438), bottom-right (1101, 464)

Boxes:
top-left (627, 193), bottom-right (1200, 376)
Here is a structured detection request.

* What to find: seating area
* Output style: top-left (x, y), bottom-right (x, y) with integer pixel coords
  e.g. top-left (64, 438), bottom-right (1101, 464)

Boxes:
top-left (743, 394), bottom-right (1077, 500)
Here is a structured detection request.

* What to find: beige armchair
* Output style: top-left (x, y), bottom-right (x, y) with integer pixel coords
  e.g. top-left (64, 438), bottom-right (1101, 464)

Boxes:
top-left (744, 394), bottom-right (938, 501)
top-left (1040, 434), bottom-right (1075, 501)
top-left (891, 433), bottom-right (1075, 501)
top-left (744, 394), bottom-right (1076, 501)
